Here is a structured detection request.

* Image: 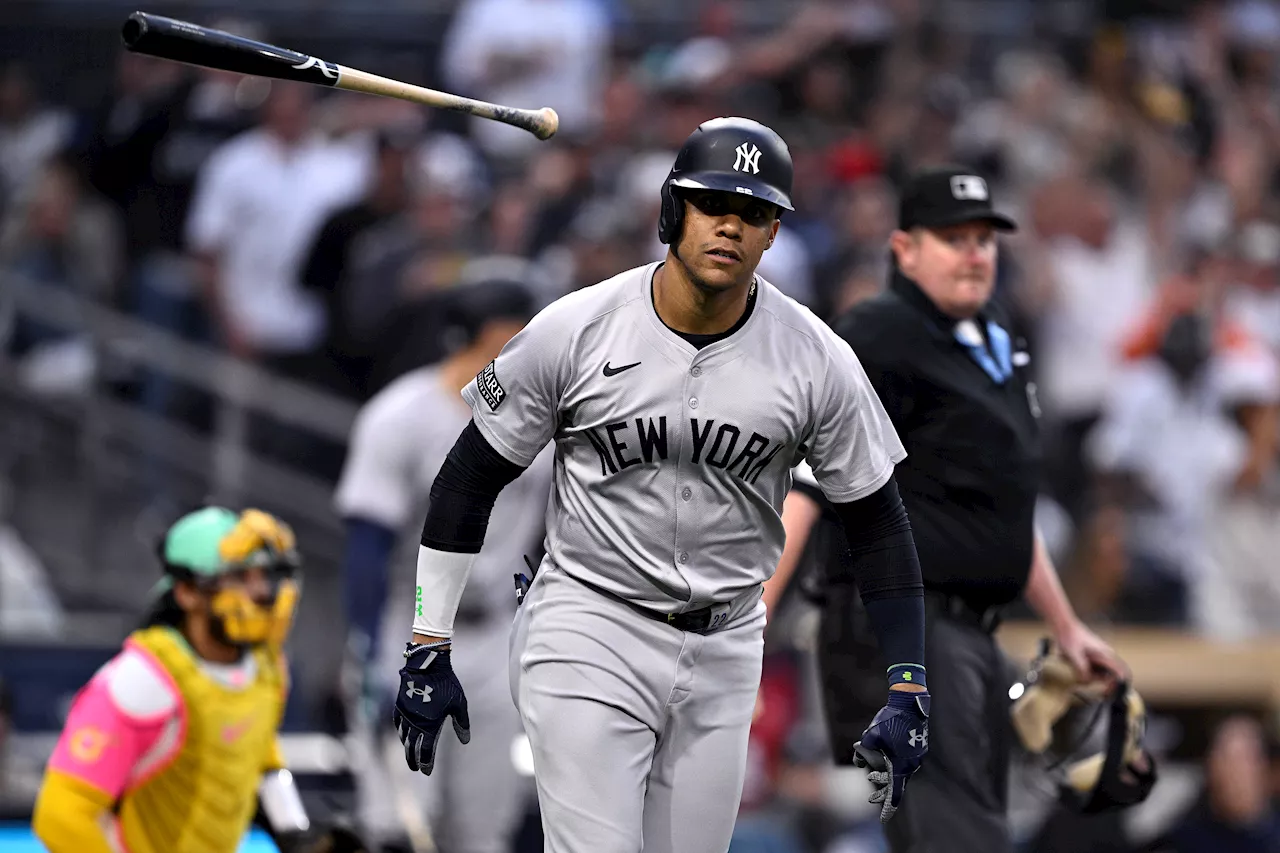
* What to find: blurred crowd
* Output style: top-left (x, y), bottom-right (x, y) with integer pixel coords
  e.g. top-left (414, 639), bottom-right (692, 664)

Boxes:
top-left (3, 0), bottom-right (1280, 851)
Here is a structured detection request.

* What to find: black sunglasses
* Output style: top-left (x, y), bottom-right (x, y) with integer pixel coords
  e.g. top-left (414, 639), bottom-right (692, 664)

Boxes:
top-left (685, 191), bottom-right (778, 228)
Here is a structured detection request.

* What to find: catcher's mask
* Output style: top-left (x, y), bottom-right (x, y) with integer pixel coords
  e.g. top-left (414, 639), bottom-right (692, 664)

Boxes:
top-left (1010, 638), bottom-right (1157, 814)
top-left (155, 506), bottom-right (302, 648)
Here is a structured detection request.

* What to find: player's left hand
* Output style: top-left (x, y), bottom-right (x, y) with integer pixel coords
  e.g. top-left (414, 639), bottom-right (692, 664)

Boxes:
top-left (853, 691), bottom-right (930, 823)
top-left (392, 642), bottom-right (470, 775)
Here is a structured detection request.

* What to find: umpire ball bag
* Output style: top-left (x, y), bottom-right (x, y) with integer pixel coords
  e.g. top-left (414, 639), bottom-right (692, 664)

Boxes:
top-left (1010, 639), bottom-right (1157, 814)
top-left (658, 117), bottom-right (795, 246)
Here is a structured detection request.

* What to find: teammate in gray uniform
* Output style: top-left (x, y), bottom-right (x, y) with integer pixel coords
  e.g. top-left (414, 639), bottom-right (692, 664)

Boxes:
top-left (392, 117), bottom-right (933, 853)
top-left (335, 276), bottom-right (552, 852)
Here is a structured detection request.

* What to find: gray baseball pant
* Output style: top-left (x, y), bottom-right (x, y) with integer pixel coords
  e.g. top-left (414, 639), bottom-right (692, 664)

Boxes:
top-left (509, 563), bottom-right (765, 853)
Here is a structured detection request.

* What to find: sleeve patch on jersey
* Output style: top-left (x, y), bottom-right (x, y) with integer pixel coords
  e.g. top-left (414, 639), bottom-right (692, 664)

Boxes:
top-left (477, 361), bottom-right (507, 411)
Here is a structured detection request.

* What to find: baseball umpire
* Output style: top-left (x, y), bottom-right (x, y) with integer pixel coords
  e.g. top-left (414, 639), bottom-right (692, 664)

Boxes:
top-left (335, 272), bottom-right (551, 852)
top-left (392, 116), bottom-right (932, 853)
top-left (765, 165), bottom-right (1128, 852)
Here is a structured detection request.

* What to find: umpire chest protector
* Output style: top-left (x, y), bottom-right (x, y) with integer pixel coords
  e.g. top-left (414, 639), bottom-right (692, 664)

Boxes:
top-left (658, 117), bottom-right (795, 245)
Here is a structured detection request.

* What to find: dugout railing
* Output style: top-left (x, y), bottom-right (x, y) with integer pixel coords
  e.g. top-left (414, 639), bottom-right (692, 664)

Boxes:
top-left (0, 269), bottom-right (359, 724)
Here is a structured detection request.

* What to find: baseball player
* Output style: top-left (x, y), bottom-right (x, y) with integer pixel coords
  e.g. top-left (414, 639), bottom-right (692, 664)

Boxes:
top-left (335, 273), bottom-right (552, 852)
top-left (32, 506), bottom-right (365, 853)
top-left (393, 117), bottom-right (932, 853)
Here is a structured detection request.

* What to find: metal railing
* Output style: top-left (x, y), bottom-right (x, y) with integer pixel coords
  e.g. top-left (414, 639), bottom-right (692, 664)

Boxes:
top-left (1, 270), bottom-right (359, 522)
top-left (0, 271), bottom-right (366, 715)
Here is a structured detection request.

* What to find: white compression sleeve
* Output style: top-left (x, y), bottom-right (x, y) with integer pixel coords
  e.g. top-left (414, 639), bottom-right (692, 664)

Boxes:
top-left (413, 546), bottom-right (478, 637)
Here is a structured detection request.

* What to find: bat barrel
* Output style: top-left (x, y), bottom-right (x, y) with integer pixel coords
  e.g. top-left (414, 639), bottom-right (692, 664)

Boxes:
top-left (121, 13), bottom-right (146, 47)
top-left (121, 11), bottom-right (343, 88)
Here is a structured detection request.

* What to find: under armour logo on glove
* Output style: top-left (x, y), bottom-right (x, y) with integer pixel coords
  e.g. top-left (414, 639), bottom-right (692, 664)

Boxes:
top-left (854, 691), bottom-right (931, 823)
top-left (404, 681), bottom-right (433, 702)
top-left (392, 643), bottom-right (470, 776)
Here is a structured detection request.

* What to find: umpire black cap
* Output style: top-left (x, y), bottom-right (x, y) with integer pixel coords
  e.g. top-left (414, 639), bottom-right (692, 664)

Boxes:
top-left (898, 165), bottom-right (1018, 233)
top-left (658, 116), bottom-right (794, 245)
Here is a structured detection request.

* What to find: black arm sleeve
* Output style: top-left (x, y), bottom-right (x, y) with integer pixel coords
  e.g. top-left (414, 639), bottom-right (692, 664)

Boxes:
top-left (830, 475), bottom-right (926, 670)
top-left (420, 420), bottom-right (527, 553)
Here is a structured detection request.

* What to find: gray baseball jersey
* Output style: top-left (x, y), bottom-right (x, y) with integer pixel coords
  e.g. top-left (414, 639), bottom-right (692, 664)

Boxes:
top-left (336, 365), bottom-right (553, 620)
top-left (462, 260), bottom-right (905, 612)
top-left (335, 366), bottom-right (550, 852)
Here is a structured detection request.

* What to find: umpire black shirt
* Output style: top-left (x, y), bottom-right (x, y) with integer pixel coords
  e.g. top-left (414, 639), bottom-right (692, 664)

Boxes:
top-left (831, 269), bottom-right (1043, 610)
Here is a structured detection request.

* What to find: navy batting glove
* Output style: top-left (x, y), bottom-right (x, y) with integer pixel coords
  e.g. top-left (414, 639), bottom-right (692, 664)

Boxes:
top-left (853, 691), bottom-right (931, 823)
top-left (392, 643), bottom-right (470, 775)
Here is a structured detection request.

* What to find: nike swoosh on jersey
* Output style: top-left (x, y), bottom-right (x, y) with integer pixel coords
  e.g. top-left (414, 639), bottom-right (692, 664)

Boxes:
top-left (602, 361), bottom-right (641, 377)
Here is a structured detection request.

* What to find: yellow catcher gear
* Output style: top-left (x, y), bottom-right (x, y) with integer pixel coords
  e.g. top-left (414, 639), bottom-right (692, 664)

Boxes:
top-left (156, 507), bottom-right (302, 647)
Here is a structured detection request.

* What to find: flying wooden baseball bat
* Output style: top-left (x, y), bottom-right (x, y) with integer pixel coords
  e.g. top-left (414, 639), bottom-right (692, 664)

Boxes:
top-left (120, 11), bottom-right (559, 140)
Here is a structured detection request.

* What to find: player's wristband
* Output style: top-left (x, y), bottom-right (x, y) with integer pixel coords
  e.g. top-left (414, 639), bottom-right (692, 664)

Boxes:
top-left (413, 546), bottom-right (478, 638)
top-left (887, 663), bottom-right (927, 690)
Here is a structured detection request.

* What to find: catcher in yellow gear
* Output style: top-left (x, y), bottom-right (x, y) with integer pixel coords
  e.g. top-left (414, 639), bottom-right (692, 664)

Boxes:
top-left (32, 506), bottom-right (366, 853)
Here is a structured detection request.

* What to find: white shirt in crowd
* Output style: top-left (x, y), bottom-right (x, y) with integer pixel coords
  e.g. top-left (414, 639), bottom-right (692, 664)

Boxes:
top-left (185, 129), bottom-right (372, 353)
top-left (441, 0), bottom-right (610, 159)
top-left (1087, 344), bottom-right (1276, 572)
top-left (1036, 217), bottom-right (1156, 420)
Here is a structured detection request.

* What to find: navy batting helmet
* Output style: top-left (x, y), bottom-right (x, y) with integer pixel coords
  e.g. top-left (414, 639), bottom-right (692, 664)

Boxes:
top-left (439, 277), bottom-right (537, 353)
top-left (658, 117), bottom-right (795, 245)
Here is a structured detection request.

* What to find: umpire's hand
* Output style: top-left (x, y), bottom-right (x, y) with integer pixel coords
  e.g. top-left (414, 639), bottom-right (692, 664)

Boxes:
top-left (393, 642), bottom-right (470, 775)
top-left (853, 690), bottom-right (931, 823)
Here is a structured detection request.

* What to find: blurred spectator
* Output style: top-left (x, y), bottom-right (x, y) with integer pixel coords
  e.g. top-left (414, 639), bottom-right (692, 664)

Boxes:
top-left (0, 153), bottom-right (123, 364)
top-left (440, 0), bottom-right (611, 166)
top-left (300, 129), bottom-right (419, 402)
top-left (1027, 171), bottom-right (1157, 519)
top-left (1225, 219), bottom-right (1280, 356)
top-left (81, 50), bottom-right (187, 262)
top-left (0, 62), bottom-right (73, 219)
top-left (183, 80), bottom-right (374, 482)
top-left (185, 80), bottom-right (371, 367)
top-left (815, 176), bottom-right (897, 318)
top-left (331, 142), bottom-right (488, 393)
top-left (82, 22), bottom-right (268, 428)
top-left (1168, 715), bottom-right (1280, 853)
top-left (1084, 298), bottom-right (1267, 629)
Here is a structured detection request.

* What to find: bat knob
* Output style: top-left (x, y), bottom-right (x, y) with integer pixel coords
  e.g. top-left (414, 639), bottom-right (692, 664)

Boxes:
top-left (533, 107), bottom-right (560, 141)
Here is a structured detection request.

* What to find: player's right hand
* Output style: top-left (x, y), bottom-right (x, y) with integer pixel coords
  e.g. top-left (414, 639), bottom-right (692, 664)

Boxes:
top-left (852, 691), bottom-right (930, 823)
top-left (393, 642), bottom-right (470, 775)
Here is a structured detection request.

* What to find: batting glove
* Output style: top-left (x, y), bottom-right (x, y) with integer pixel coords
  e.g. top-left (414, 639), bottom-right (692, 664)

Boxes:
top-left (392, 643), bottom-right (470, 775)
top-left (853, 690), bottom-right (931, 823)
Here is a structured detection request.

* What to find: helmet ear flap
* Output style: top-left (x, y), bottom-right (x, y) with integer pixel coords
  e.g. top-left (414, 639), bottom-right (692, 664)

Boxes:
top-left (658, 177), bottom-right (683, 246)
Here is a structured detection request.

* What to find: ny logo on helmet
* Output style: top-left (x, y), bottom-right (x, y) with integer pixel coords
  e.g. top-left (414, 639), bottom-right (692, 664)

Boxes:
top-left (733, 142), bottom-right (762, 175)
top-left (950, 175), bottom-right (988, 201)
top-left (908, 727), bottom-right (928, 748)
top-left (404, 681), bottom-right (433, 703)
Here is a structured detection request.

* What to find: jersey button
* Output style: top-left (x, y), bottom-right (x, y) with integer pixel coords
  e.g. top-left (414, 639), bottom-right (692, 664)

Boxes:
top-left (681, 487), bottom-right (692, 501)
top-left (689, 397), bottom-right (698, 408)
top-left (678, 551), bottom-right (689, 564)
top-left (691, 366), bottom-right (702, 377)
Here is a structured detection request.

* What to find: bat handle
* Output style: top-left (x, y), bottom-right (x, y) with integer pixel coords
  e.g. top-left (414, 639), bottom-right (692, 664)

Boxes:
top-left (530, 107), bottom-right (560, 141)
top-left (465, 102), bottom-right (558, 140)
top-left (506, 106), bottom-right (558, 140)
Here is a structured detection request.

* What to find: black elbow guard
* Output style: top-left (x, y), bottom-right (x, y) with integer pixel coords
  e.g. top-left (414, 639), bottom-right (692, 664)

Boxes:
top-left (831, 476), bottom-right (924, 601)
top-left (421, 421), bottom-right (526, 553)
